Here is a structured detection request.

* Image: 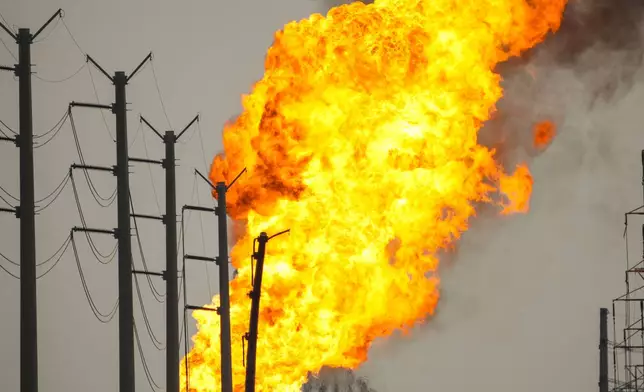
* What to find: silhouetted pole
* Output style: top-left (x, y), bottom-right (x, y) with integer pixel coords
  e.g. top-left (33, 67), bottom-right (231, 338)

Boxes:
top-left (165, 130), bottom-right (179, 392)
top-left (17, 27), bottom-right (37, 392)
top-left (599, 308), bottom-right (608, 392)
top-left (216, 182), bottom-right (233, 392)
top-left (114, 71), bottom-right (135, 392)
top-left (245, 232), bottom-right (269, 392)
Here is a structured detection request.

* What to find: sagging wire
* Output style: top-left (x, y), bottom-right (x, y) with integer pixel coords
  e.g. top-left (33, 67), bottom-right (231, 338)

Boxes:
top-left (34, 109), bottom-right (71, 149)
top-left (70, 171), bottom-right (118, 265)
top-left (69, 108), bottom-right (117, 207)
top-left (134, 321), bottom-right (163, 392)
top-left (132, 262), bottom-right (165, 350)
top-left (35, 170), bottom-right (72, 213)
top-left (71, 232), bottom-right (119, 323)
top-left (129, 189), bottom-right (166, 302)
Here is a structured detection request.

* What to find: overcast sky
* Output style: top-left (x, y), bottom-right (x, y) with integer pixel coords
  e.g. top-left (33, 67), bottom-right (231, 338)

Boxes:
top-left (1, 0), bottom-right (643, 391)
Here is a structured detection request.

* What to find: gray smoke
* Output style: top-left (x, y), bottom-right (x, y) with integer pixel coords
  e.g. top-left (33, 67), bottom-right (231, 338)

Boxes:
top-left (302, 367), bottom-right (378, 392)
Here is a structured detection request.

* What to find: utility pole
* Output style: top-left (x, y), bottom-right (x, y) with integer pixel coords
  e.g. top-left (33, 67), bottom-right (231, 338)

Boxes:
top-left (244, 229), bottom-right (289, 392)
top-left (216, 182), bottom-right (234, 392)
top-left (191, 169), bottom-right (246, 392)
top-left (0, 10), bottom-right (62, 392)
top-left (70, 52), bottom-right (152, 392)
top-left (599, 308), bottom-right (608, 392)
top-left (140, 115), bottom-right (199, 392)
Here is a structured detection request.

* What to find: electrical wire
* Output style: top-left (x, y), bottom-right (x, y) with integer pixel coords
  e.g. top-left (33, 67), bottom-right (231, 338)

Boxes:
top-left (0, 11), bottom-right (14, 34)
top-left (61, 17), bottom-right (115, 143)
top-left (133, 266), bottom-right (165, 350)
top-left (34, 108), bottom-right (69, 142)
top-left (37, 234), bottom-right (73, 279)
top-left (35, 171), bottom-right (71, 213)
top-left (194, 173), bottom-right (214, 299)
top-left (34, 62), bottom-right (85, 84)
top-left (71, 233), bottom-right (119, 323)
top-left (0, 258), bottom-right (19, 279)
top-left (133, 321), bottom-right (163, 392)
top-left (0, 35), bottom-right (16, 61)
top-left (69, 109), bottom-right (118, 207)
top-left (0, 118), bottom-right (16, 135)
top-left (32, 14), bottom-right (61, 44)
top-left (129, 190), bottom-right (165, 302)
top-left (150, 58), bottom-right (172, 130)
top-left (0, 249), bottom-right (19, 278)
top-left (70, 171), bottom-right (118, 264)
top-left (140, 120), bottom-right (162, 214)
top-left (86, 65), bottom-right (115, 142)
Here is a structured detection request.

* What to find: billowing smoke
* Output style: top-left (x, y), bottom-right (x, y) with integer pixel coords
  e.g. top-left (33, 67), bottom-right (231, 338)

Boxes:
top-left (302, 367), bottom-right (377, 392)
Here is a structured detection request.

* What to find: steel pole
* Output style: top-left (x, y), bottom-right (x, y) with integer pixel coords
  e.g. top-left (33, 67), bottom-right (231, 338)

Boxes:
top-left (165, 131), bottom-right (179, 392)
top-left (18, 27), bottom-right (38, 392)
top-left (216, 182), bottom-right (233, 392)
top-left (599, 308), bottom-right (608, 392)
top-left (114, 71), bottom-right (135, 392)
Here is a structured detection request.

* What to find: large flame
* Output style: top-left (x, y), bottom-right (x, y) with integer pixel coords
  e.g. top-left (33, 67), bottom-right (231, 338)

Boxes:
top-left (183, 0), bottom-right (567, 390)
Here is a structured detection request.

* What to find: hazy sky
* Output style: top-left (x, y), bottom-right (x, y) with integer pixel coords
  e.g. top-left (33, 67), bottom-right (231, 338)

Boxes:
top-left (1, 0), bottom-right (643, 391)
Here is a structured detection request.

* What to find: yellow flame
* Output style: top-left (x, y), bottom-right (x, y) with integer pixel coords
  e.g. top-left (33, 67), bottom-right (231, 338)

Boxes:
top-left (183, 0), bottom-right (567, 390)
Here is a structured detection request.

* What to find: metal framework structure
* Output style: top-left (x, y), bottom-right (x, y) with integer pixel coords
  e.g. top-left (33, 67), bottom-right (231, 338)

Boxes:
top-left (609, 151), bottom-right (644, 392)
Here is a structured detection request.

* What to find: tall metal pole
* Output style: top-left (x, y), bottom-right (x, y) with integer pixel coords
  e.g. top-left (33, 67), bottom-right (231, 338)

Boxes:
top-left (114, 71), bottom-right (135, 392)
top-left (245, 232), bottom-right (269, 392)
top-left (216, 182), bottom-right (233, 392)
top-left (18, 28), bottom-right (37, 392)
top-left (164, 131), bottom-right (179, 392)
top-left (599, 307), bottom-right (608, 392)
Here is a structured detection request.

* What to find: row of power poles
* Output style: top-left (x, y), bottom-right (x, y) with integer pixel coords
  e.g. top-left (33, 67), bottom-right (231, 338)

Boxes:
top-left (1, 9), bottom-right (282, 392)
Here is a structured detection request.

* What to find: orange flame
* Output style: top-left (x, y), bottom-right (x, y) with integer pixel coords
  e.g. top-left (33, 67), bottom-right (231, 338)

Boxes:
top-left (533, 120), bottom-right (557, 149)
top-left (183, 0), bottom-right (567, 390)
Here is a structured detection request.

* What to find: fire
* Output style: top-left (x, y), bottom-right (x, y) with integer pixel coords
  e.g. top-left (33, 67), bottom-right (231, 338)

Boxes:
top-left (533, 120), bottom-right (557, 149)
top-left (183, 0), bottom-right (567, 390)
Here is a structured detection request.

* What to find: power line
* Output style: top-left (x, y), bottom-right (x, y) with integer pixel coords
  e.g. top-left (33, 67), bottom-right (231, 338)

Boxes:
top-left (129, 191), bottom-right (165, 302)
top-left (34, 61), bottom-right (85, 84)
top-left (139, 118), bottom-right (162, 214)
top-left (149, 57), bottom-right (172, 130)
top-left (0, 118), bottom-right (16, 135)
top-left (70, 171), bottom-right (118, 265)
top-left (133, 321), bottom-right (163, 392)
top-left (34, 171), bottom-right (71, 213)
top-left (133, 268), bottom-right (165, 350)
top-left (31, 13), bottom-right (61, 44)
top-left (69, 109), bottom-right (118, 207)
top-left (0, 257), bottom-right (19, 279)
top-left (36, 234), bottom-right (72, 279)
top-left (0, 185), bottom-right (18, 206)
top-left (0, 35), bottom-right (16, 61)
top-left (71, 233), bottom-right (119, 323)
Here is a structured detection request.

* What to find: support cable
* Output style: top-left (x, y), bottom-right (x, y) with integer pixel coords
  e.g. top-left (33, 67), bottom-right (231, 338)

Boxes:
top-left (70, 172), bottom-right (118, 264)
top-left (129, 190), bottom-right (165, 301)
top-left (133, 321), bottom-right (163, 391)
top-left (69, 109), bottom-right (117, 207)
top-left (71, 233), bottom-right (119, 323)
top-left (133, 266), bottom-right (165, 350)
top-left (34, 61), bottom-right (85, 83)
top-left (0, 36), bottom-right (16, 61)
top-left (149, 57), bottom-right (172, 129)
top-left (140, 118), bottom-right (162, 213)
top-left (60, 17), bottom-right (114, 142)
